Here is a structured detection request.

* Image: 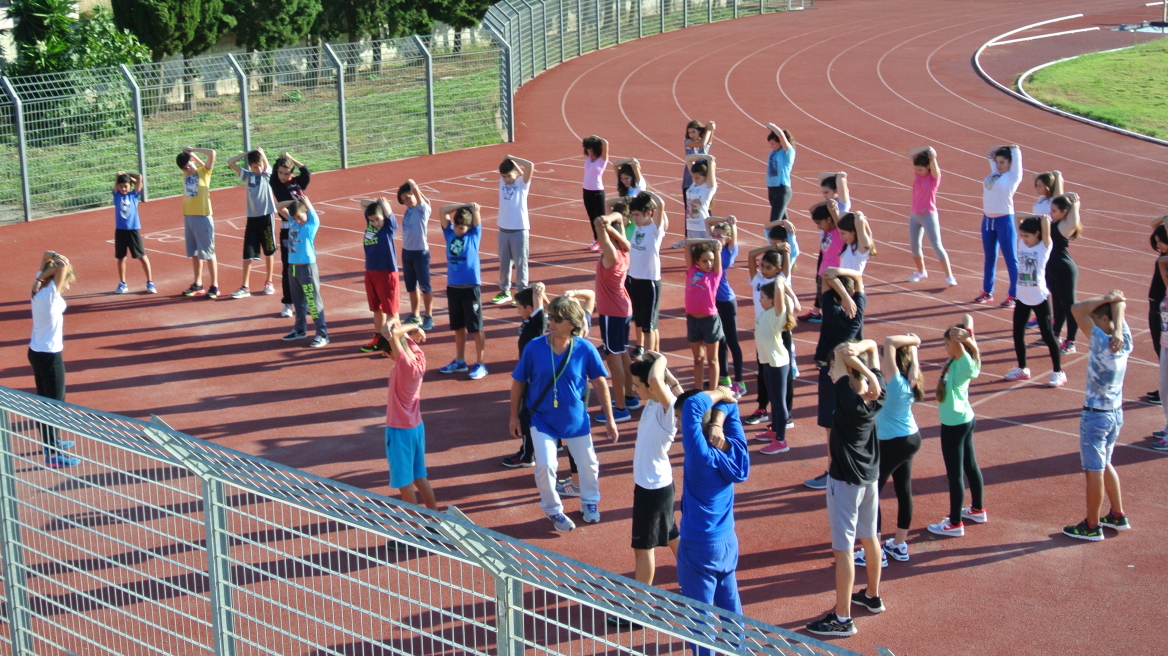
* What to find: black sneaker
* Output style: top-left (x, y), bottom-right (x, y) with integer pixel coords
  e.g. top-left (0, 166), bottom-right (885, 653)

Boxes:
top-left (850, 588), bottom-right (885, 614)
top-left (500, 455), bottom-right (533, 469)
top-left (207, 286), bottom-right (221, 299)
top-left (804, 472), bottom-right (829, 490)
top-left (605, 614), bottom-right (637, 628)
top-left (181, 283), bottom-right (205, 297)
top-left (1147, 390), bottom-right (1161, 405)
top-left (805, 612), bottom-right (856, 637)
top-left (1098, 512), bottom-right (1131, 531)
top-left (629, 345), bottom-right (645, 360)
top-left (1062, 519), bottom-right (1103, 542)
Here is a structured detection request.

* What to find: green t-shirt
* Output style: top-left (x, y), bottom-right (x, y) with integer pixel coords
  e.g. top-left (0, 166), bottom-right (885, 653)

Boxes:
top-left (938, 351), bottom-right (979, 426)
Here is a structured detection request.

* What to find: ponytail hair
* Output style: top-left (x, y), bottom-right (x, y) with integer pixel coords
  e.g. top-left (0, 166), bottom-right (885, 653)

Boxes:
top-left (936, 324), bottom-right (977, 403)
top-left (896, 346), bottom-right (924, 402)
top-left (1050, 195), bottom-right (1083, 240)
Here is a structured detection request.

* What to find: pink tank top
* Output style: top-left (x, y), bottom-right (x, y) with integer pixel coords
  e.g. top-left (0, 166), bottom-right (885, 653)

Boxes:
top-left (595, 249), bottom-right (631, 316)
top-left (583, 156), bottom-right (607, 191)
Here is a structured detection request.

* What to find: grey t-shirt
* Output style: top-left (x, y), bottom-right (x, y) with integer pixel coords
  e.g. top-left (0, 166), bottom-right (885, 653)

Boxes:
top-left (240, 167), bottom-right (277, 217)
top-left (400, 202), bottom-right (432, 252)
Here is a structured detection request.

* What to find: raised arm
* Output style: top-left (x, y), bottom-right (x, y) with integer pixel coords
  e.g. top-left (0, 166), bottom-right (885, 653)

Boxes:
top-left (1056, 192), bottom-right (1080, 239)
top-left (1039, 213), bottom-right (1052, 247)
top-left (186, 147), bottom-right (216, 170)
top-left (226, 151), bottom-right (246, 175)
top-left (767, 123), bottom-right (790, 150)
top-left (854, 211), bottom-right (873, 254)
top-left (910, 146), bottom-right (940, 177)
top-left (405, 178), bottom-right (428, 207)
top-left (746, 244), bottom-right (775, 279)
top-left (595, 215), bottom-right (620, 268)
top-left (132, 172), bottom-right (144, 194)
top-left (882, 334), bottom-right (921, 383)
top-left (647, 353), bottom-right (678, 409)
top-left (598, 138), bottom-right (609, 162)
top-left (647, 190), bottom-right (667, 230)
top-left (836, 171), bottom-right (849, 208)
top-left (506, 155), bottom-right (535, 184)
top-left (704, 215), bottom-right (737, 248)
top-left (1072, 290), bottom-right (1125, 338)
top-left (564, 288), bottom-right (596, 315)
top-left (531, 282), bottom-right (547, 312)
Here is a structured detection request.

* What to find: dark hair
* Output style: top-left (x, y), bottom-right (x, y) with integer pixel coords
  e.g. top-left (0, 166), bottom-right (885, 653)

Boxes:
top-left (629, 354), bottom-right (656, 387)
top-left (582, 135), bottom-right (603, 157)
top-left (453, 207), bottom-right (474, 226)
top-left (115, 173), bottom-right (132, 185)
top-left (396, 182), bottom-right (413, 204)
top-left (994, 146), bottom-right (1012, 161)
top-left (175, 152), bottom-right (191, 169)
top-left (1150, 225), bottom-right (1168, 251)
top-left (616, 163), bottom-right (636, 197)
top-left (246, 150), bottom-right (262, 166)
top-left (690, 241), bottom-right (716, 261)
top-left (760, 250), bottom-right (781, 269)
top-left (827, 275), bottom-right (857, 299)
top-left (685, 120), bottom-right (706, 140)
top-left (1050, 196), bottom-right (1082, 240)
top-left (767, 225), bottom-right (789, 242)
top-left (629, 191), bottom-right (656, 214)
top-left (912, 152), bottom-right (930, 168)
top-left (1018, 217), bottom-right (1041, 235)
top-left (820, 175), bottom-right (838, 192)
top-left (937, 324), bottom-right (977, 403)
top-left (810, 203), bottom-right (832, 223)
top-left (766, 128), bottom-right (793, 145)
top-left (759, 281), bottom-right (776, 300)
top-left (364, 202), bottom-right (385, 220)
top-left (274, 156), bottom-right (293, 172)
top-left (895, 346), bottom-right (925, 402)
top-left (286, 200), bottom-right (307, 218)
top-left (1092, 303), bottom-right (1113, 321)
top-left (1034, 172), bottom-right (1057, 197)
top-left (690, 159), bottom-right (709, 177)
top-left (675, 389), bottom-right (705, 414)
top-left (836, 212), bottom-right (857, 234)
top-left (514, 287), bottom-right (535, 309)
top-left (499, 158), bottom-right (517, 174)
top-left (611, 201), bottom-right (630, 219)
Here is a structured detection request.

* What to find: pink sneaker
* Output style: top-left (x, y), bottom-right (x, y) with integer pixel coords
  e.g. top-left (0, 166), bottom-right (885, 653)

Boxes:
top-left (588, 241), bottom-right (601, 252)
top-left (753, 429), bottom-right (776, 443)
top-left (1004, 367), bottom-right (1031, 381)
top-left (759, 439), bottom-right (790, 455)
top-left (973, 292), bottom-right (993, 304)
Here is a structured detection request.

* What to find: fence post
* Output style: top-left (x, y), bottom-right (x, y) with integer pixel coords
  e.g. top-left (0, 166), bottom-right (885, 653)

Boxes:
top-left (225, 54), bottom-right (250, 154)
top-left (0, 411), bottom-right (34, 654)
top-left (661, 0), bottom-right (666, 32)
top-left (541, 0), bottom-right (548, 73)
top-left (708, 0), bottom-right (712, 23)
top-left (615, 0), bottom-right (621, 43)
top-left (119, 65), bottom-right (149, 202)
top-left (487, 28), bottom-right (515, 143)
top-left (638, 0), bottom-right (643, 37)
top-left (1, 77), bottom-right (31, 223)
top-left (578, 0), bottom-right (584, 55)
top-left (760, 0), bottom-right (764, 15)
top-left (323, 44), bottom-right (348, 169)
top-left (734, 0), bottom-right (738, 18)
top-left (595, 0), bottom-right (602, 49)
top-left (559, 0), bottom-right (566, 63)
top-left (412, 36), bottom-right (436, 155)
top-left (684, 0), bottom-right (688, 28)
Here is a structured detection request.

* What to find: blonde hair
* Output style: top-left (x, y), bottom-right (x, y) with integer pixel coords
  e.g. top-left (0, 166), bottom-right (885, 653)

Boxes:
top-left (38, 259), bottom-right (76, 289)
top-left (548, 296), bottom-right (586, 337)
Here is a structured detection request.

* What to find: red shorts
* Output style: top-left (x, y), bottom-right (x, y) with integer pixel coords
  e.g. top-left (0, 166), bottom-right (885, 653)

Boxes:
top-left (364, 270), bottom-right (400, 314)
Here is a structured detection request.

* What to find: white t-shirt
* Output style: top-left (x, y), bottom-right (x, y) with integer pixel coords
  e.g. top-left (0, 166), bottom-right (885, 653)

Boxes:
top-left (1032, 197), bottom-right (1051, 216)
top-left (1015, 239), bottom-right (1052, 306)
top-left (839, 245), bottom-right (870, 274)
top-left (625, 183), bottom-right (643, 199)
top-left (30, 279), bottom-right (66, 353)
top-left (685, 182), bottom-right (716, 236)
top-left (628, 220), bottom-right (664, 281)
top-left (632, 398), bottom-right (678, 490)
top-left (497, 177), bottom-right (530, 230)
top-left (750, 271), bottom-right (776, 321)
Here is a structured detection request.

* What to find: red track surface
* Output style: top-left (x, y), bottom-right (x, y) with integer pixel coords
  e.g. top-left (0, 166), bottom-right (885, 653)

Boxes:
top-left (2, 1), bottom-right (1167, 653)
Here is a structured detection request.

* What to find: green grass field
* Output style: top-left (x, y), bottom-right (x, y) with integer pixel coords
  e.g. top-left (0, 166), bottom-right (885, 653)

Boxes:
top-left (1024, 37), bottom-right (1168, 140)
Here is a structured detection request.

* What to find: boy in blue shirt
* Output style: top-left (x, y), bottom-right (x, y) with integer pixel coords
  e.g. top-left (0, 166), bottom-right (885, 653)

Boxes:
top-left (278, 197), bottom-right (329, 348)
top-left (438, 202), bottom-right (487, 379)
top-left (398, 179), bottom-right (435, 330)
top-left (359, 197), bottom-right (400, 354)
top-left (227, 148), bottom-right (278, 299)
top-left (112, 172), bottom-right (155, 294)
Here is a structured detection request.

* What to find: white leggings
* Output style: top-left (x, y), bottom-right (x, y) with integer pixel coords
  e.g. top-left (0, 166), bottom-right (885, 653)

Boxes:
top-left (531, 426), bottom-right (600, 516)
top-left (908, 212), bottom-right (949, 262)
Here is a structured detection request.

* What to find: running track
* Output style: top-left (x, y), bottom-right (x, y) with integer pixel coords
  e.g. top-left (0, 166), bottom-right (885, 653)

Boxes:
top-left (1, 1), bottom-right (1165, 653)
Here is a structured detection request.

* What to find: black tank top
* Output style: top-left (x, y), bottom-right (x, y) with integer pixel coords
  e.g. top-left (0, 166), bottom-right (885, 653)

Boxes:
top-left (1047, 220), bottom-right (1074, 268)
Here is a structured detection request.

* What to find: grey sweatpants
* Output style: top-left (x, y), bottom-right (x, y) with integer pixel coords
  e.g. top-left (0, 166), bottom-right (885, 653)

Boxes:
top-left (290, 262), bottom-right (328, 338)
top-left (498, 228), bottom-right (529, 292)
top-left (908, 211), bottom-right (948, 262)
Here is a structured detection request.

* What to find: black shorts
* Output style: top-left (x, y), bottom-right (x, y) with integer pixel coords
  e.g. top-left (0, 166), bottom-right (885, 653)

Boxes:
top-left (631, 483), bottom-right (679, 550)
top-left (817, 363), bottom-right (835, 429)
top-left (114, 229), bottom-right (145, 259)
top-left (627, 277), bottom-right (661, 332)
top-left (686, 314), bottom-right (724, 344)
top-left (243, 215), bottom-right (277, 260)
top-left (598, 315), bottom-right (631, 355)
top-left (448, 285), bottom-right (482, 333)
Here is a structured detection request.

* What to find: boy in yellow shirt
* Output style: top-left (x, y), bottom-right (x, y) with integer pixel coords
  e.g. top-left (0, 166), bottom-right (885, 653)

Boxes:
top-left (177, 147), bottom-right (220, 298)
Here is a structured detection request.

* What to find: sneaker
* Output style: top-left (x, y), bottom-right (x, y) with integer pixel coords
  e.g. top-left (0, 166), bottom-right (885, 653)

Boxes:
top-left (207, 286), bottom-right (220, 299)
top-left (282, 330), bottom-right (307, 341)
top-left (853, 548), bottom-right (888, 569)
top-left (146, 281), bottom-right (157, 294)
top-left (760, 439), bottom-right (790, 455)
top-left (1153, 430), bottom-right (1166, 439)
top-left (230, 286), bottom-right (251, 299)
top-left (629, 345), bottom-right (645, 360)
top-left (1000, 296), bottom-right (1017, 308)
top-left (548, 513), bottom-right (575, 533)
top-left (1032, 336), bottom-right (1047, 346)
top-left (1026, 318), bottom-right (1038, 328)
top-left (500, 455), bottom-right (534, 469)
top-left (439, 359), bottom-right (469, 374)
top-left (805, 612), bottom-right (856, 637)
top-left (46, 455), bottom-right (81, 468)
top-left (43, 440), bottom-right (77, 455)
top-left (624, 396), bottom-right (642, 410)
top-left (588, 240), bottom-right (601, 252)
top-left (1048, 371), bottom-right (1067, 388)
top-left (743, 408), bottom-right (769, 425)
top-left (360, 333), bottom-right (382, 353)
top-left (753, 429), bottom-right (776, 443)
top-left (605, 614), bottom-right (635, 628)
top-left (1099, 512), bottom-right (1130, 531)
top-left (262, 281), bottom-right (275, 295)
top-left (671, 238), bottom-right (686, 249)
top-left (1062, 519), bottom-right (1103, 542)
top-left (596, 407), bottom-right (632, 423)
top-left (961, 506), bottom-right (988, 524)
top-left (927, 517), bottom-right (965, 537)
top-left (972, 291), bottom-right (993, 304)
top-left (555, 479), bottom-right (580, 497)
top-left (581, 503), bottom-right (600, 523)
top-left (491, 291), bottom-right (512, 305)
top-left (1004, 367), bottom-right (1031, 381)
top-left (799, 310), bottom-right (822, 323)
top-left (467, 363), bottom-right (488, 380)
top-left (804, 472), bottom-right (828, 490)
top-left (421, 315), bottom-right (435, 331)
top-left (850, 588), bottom-right (885, 613)
top-left (182, 284), bottom-right (205, 297)
top-left (906, 271), bottom-right (927, 283)
top-left (404, 314), bottom-right (421, 325)
top-left (309, 335), bottom-right (329, 348)
top-left (882, 538), bottom-right (910, 562)
top-left (280, 304), bottom-right (294, 318)
top-left (733, 381), bottom-right (747, 399)
top-left (945, 276), bottom-right (958, 286)
top-left (1148, 390), bottom-right (1161, 405)
top-left (1150, 438), bottom-right (1168, 451)
top-left (1059, 340), bottom-right (1076, 355)
top-left (115, 282), bottom-right (129, 294)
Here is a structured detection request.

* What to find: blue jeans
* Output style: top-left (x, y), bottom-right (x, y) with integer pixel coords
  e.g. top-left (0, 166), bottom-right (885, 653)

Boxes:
top-left (1079, 409), bottom-right (1122, 471)
top-left (981, 214), bottom-right (1017, 297)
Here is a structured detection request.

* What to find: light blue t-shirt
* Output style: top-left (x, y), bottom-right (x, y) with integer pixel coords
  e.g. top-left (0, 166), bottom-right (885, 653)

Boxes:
top-left (875, 371), bottom-right (918, 439)
top-left (401, 202), bottom-right (432, 252)
top-left (766, 146), bottom-right (795, 187)
top-left (287, 208), bottom-right (319, 265)
top-left (1084, 322), bottom-right (1133, 411)
top-left (512, 336), bottom-right (608, 440)
top-left (239, 167), bottom-right (277, 217)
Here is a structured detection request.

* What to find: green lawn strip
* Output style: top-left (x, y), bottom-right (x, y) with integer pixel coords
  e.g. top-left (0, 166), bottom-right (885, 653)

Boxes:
top-left (1024, 38), bottom-right (1168, 140)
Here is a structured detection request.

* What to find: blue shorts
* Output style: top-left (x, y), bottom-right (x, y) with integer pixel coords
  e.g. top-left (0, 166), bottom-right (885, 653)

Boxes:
top-left (1079, 408), bottom-right (1122, 471)
top-left (401, 249), bottom-right (432, 294)
top-left (597, 315), bottom-right (631, 355)
top-left (386, 423), bottom-right (427, 488)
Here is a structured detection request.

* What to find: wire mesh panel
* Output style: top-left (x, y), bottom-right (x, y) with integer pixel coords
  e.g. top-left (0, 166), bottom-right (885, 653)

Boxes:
top-left (0, 96), bottom-right (21, 225)
top-left (428, 36), bottom-right (506, 153)
top-left (237, 47), bottom-right (343, 173)
top-left (663, 0), bottom-right (687, 32)
top-left (129, 56), bottom-right (246, 196)
top-left (331, 39), bottom-right (431, 169)
top-left (6, 68), bottom-right (137, 218)
top-left (598, 0), bottom-right (618, 47)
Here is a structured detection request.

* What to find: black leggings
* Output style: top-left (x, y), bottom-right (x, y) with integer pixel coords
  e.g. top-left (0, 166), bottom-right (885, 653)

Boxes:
top-left (876, 432), bottom-right (921, 532)
top-left (767, 185), bottom-right (791, 224)
top-left (940, 420), bottom-right (983, 525)
top-left (280, 227), bottom-right (292, 304)
top-left (1047, 259), bottom-right (1078, 342)
top-left (28, 349), bottom-right (65, 451)
top-left (763, 363), bottom-right (789, 437)
top-left (716, 300), bottom-right (743, 382)
top-left (1151, 301), bottom-right (1164, 359)
top-left (756, 331), bottom-right (795, 412)
top-left (1013, 298), bottom-right (1060, 371)
top-left (583, 189), bottom-right (606, 240)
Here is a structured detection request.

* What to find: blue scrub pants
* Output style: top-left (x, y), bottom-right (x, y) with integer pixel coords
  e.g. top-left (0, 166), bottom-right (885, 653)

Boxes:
top-left (981, 214), bottom-right (1017, 298)
top-left (677, 532), bottom-right (741, 655)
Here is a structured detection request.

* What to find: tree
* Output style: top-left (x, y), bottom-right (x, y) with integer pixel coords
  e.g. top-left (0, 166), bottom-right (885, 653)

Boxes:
top-left (227, 0), bottom-right (322, 52)
top-left (7, 4), bottom-right (150, 76)
top-left (428, 0), bottom-right (490, 52)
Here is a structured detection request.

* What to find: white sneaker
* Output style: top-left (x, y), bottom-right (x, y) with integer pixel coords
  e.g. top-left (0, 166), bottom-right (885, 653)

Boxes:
top-left (882, 538), bottom-right (910, 562)
top-left (906, 271), bottom-right (927, 283)
top-left (548, 513), bottom-right (575, 533)
top-left (1004, 367), bottom-right (1031, 381)
top-left (1048, 371), bottom-right (1067, 388)
top-left (927, 517), bottom-right (965, 537)
top-left (581, 503), bottom-right (600, 524)
top-left (230, 286), bottom-right (251, 299)
top-left (961, 506), bottom-right (988, 524)
top-left (280, 304), bottom-right (294, 318)
top-left (945, 276), bottom-right (958, 286)
top-left (854, 547), bottom-right (888, 568)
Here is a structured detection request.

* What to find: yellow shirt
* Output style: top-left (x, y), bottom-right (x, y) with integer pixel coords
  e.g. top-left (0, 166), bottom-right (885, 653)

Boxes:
top-left (754, 308), bottom-right (789, 368)
top-left (181, 166), bottom-right (213, 216)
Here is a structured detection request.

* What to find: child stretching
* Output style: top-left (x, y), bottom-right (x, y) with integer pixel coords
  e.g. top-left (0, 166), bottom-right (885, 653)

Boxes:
top-left (1032, 170), bottom-right (1062, 216)
top-left (675, 119), bottom-right (715, 248)
top-left (439, 202), bottom-right (488, 380)
top-left (675, 154), bottom-right (717, 246)
top-left (801, 200), bottom-right (841, 323)
top-left (837, 211), bottom-right (875, 274)
top-left (755, 279), bottom-right (796, 455)
top-left (359, 197), bottom-right (400, 354)
top-left (1004, 213), bottom-right (1065, 387)
top-left (764, 123), bottom-right (796, 229)
top-left (706, 216), bottom-right (745, 397)
top-left (594, 212), bottom-right (636, 422)
top-left (906, 147), bottom-right (955, 285)
top-left (743, 246), bottom-right (786, 427)
top-left (226, 148), bottom-right (278, 298)
top-left (112, 172), bottom-right (155, 294)
top-left (501, 282), bottom-right (549, 469)
top-left (684, 239), bottom-right (724, 391)
top-left (382, 317), bottom-right (438, 510)
top-left (1047, 193), bottom-right (1082, 354)
top-left (626, 191), bottom-right (667, 357)
top-left (582, 136), bottom-right (609, 252)
top-left (398, 179), bottom-right (434, 330)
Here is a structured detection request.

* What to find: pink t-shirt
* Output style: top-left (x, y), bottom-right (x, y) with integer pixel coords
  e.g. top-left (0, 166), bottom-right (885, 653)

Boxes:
top-left (911, 170), bottom-right (941, 215)
top-left (595, 248), bottom-right (631, 317)
top-left (583, 156), bottom-right (607, 191)
top-left (685, 264), bottom-right (721, 316)
top-left (817, 228), bottom-right (842, 275)
top-left (386, 339), bottom-right (426, 429)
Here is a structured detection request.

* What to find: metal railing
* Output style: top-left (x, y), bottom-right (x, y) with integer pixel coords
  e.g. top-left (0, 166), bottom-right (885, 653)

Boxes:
top-left (0, 385), bottom-right (869, 655)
